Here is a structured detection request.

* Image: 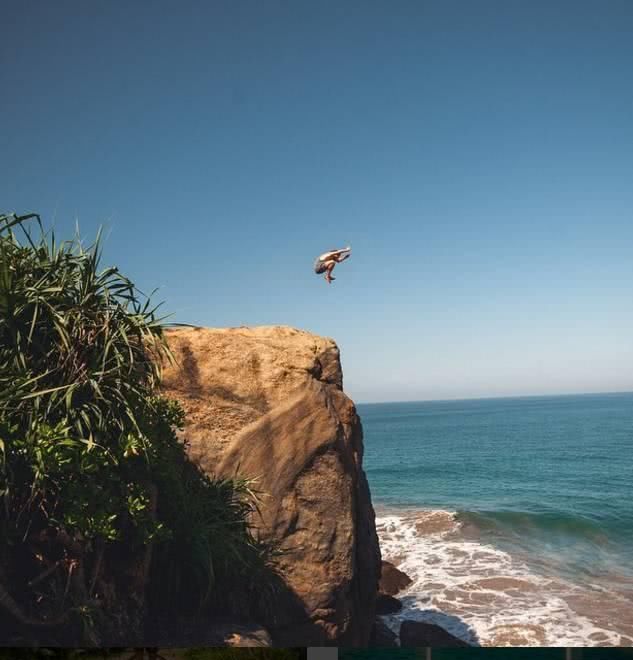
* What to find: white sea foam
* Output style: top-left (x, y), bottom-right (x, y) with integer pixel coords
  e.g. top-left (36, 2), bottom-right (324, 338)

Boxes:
top-left (376, 509), bottom-right (633, 647)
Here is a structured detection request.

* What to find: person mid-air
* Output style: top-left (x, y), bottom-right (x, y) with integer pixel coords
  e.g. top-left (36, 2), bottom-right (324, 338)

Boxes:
top-left (313, 246), bottom-right (352, 284)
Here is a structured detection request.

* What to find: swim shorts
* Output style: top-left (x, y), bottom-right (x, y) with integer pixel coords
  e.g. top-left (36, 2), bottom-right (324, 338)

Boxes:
top-left (314, 258), bottom-right (328, 274)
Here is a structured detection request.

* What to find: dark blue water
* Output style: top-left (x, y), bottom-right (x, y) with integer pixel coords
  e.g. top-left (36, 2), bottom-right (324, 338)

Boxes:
top-left (360, 392), bottom-right (633, 581)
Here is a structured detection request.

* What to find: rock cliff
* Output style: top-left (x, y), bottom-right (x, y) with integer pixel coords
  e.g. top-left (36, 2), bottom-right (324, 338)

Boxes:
top-left (160, 326), bottom-right (381, 646)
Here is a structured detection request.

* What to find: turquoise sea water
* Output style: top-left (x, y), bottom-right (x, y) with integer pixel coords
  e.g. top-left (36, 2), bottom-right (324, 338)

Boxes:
top-left (358, 393), bottom-right (633, 646)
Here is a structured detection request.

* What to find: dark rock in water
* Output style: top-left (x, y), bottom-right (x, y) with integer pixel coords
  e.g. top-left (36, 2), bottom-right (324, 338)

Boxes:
top-left (400, 621), bottom-right (470, 647)
top-left (375, 593), bottom-right (403, 615)
top-left (380, 560), bottom-right (413, 595)
top-left (370, 617), bottom-right (399, 647)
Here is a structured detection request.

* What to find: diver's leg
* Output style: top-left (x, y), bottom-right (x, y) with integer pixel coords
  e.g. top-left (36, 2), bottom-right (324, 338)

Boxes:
top-left (325, 262), bottom-right (336, 283)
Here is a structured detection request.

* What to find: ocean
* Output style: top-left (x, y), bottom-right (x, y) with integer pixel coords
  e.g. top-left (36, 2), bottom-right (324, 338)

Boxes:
top-left (358, 392), bottom-right (633, 647)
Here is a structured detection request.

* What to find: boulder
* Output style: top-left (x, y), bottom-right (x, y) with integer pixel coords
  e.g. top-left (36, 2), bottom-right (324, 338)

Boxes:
top-left (161, 326), bottom-right (381, 646)
top-left (399, 621), bottom-right (470, 647)
top-left (375, 593), bottom-right (403, 615)
top-left (380, 560), bottom-right (413, 596)
top-left (370, 618), bottom-right (399, 647)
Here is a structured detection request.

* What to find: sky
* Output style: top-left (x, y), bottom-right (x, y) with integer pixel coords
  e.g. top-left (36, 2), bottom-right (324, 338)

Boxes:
top-left (2, 0), bottom-right (632, 403)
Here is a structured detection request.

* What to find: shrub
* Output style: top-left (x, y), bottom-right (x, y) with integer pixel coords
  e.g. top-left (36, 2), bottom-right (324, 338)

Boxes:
top-left (0, 213), bottom-right (273, 645)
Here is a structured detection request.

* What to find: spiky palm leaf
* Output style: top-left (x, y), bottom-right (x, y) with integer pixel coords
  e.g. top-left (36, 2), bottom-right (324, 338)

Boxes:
top-left (0, 213), bottom-right (277, 645)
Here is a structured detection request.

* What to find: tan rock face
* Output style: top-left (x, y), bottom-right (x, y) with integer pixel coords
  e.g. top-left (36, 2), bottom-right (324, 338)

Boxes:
top-left (161, 326), bottom-right (381, 646)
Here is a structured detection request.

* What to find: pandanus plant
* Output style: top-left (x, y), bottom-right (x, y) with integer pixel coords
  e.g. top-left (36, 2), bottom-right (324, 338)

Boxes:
top-left (0, 212), bottom-right (170, 452)
top-left (0, 213), bottom-right (275, 646)
top-left (0, 212), bottom-right (174, 643)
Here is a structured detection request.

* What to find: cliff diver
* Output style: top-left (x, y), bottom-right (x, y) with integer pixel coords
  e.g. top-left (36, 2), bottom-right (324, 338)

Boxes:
top-left (313, 246), bottom-right (351, 284)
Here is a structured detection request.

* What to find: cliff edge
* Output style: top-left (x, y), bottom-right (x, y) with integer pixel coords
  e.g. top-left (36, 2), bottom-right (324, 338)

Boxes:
top-left (161, 326), bottom-right (381, 646)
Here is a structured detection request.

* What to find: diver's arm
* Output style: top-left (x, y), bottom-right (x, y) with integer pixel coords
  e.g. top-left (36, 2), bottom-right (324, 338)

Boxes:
top-left (321, 247), bottom-right (351, 261)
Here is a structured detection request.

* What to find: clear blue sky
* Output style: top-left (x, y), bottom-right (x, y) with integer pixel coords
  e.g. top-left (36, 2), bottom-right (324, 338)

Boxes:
top-left (2, 0), bottom-right (632, 402)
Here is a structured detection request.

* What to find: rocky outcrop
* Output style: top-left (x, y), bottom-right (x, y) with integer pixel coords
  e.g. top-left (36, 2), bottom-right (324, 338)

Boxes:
top-left (375, 594), bottom-right (402, 615)
top-left (161, 326), bottom-right (381, 646)
top-left (374, 561), bottom-right (409, 617)
top-left (370, 618), bottom-right (398, 647)
top-left (380, 561), bottom-right (413, 596)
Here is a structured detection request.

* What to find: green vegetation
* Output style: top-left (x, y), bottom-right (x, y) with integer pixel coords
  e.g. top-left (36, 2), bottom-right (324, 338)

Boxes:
top-left (0, 213), bottom-right (274, 645)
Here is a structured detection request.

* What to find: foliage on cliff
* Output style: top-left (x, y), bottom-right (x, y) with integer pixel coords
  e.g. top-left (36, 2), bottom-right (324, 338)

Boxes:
top-left (0, 213), bottom-right (272, 645)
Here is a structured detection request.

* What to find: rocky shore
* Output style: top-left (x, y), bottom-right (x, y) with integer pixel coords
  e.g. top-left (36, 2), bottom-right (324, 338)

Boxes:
top-left (162, 326), bottom-right (469, 648)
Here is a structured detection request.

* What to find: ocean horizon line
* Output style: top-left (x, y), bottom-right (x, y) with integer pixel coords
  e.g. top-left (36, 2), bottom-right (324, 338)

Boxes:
top-left (356, 388), bottom-right (633, 406)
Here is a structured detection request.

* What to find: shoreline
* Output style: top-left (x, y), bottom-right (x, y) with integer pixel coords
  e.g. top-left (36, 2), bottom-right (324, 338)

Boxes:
top-left (373, 505), bottom-right (633, 647)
